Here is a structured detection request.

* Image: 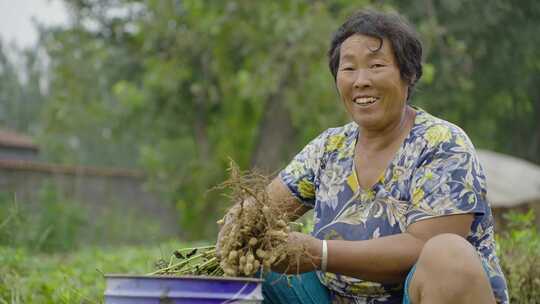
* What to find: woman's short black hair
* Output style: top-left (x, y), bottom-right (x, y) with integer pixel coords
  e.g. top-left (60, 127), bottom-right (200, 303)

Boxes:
top-left (328, 10), bottom-right (423, 100)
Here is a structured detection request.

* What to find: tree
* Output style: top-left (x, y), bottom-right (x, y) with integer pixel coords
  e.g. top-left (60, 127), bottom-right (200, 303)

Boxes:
top-left (0, 41), bottom-right (46, 135)
top-left (40, 0), bottom-right (369, 238)
top-left (35, 0), bottom-right (540, 239)
top-left (393, 0), bottom-right (540, 163)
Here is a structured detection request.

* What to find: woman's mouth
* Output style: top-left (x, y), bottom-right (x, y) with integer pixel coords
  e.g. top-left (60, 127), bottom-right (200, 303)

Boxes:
top-left (353, 96), bottom-right (380, 106)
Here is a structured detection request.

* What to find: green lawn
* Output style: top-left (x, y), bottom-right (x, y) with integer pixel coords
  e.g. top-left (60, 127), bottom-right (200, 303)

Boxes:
top-left (0, 240), bottom-right (208, 304)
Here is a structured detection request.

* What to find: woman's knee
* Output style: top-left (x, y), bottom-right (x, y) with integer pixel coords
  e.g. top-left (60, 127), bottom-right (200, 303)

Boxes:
top-left (416, 233), bottom-right (485, 281)
top-left (408, 234), bottom-right (481, 302)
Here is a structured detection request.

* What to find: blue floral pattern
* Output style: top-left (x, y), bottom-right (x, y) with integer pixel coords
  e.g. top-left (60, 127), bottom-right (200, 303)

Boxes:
top-left (280, 108), bottom-right (508, 303)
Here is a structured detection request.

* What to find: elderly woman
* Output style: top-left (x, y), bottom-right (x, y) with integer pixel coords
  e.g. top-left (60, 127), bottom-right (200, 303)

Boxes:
top-left (218, 9), bottom-right (508, 304)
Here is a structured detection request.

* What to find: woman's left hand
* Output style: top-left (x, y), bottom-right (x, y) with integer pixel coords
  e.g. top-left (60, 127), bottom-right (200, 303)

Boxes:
top-left (271, 231), bottom-right (323, 274)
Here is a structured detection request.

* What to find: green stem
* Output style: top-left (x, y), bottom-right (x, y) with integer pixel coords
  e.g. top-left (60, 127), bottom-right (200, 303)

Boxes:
top-left (148, 252), bottom-right (208, 275)
top-left (177, 257), bottom-right (218, 274)
top-left (175, 245), bottom-right (215, 252)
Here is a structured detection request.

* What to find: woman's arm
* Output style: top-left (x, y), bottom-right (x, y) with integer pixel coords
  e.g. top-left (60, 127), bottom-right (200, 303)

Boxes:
top-left (266, 177), bottom-right (311, 221)
top-left (290, 213), bottom-right (474, 283)
top-left (326, 213), bottom-right (473, 283)
top-left (268, 175), bottom-right (475, 281)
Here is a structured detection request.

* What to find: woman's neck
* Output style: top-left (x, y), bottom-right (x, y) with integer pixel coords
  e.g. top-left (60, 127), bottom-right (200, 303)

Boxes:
top-left (357, 106), bottom-right (415, 152)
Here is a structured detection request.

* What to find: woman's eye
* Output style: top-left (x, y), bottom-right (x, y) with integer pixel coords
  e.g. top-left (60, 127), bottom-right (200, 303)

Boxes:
top-left (341, 67), bottom-right (354, 71)
top-left (370, 64), bottom-right (385, 69)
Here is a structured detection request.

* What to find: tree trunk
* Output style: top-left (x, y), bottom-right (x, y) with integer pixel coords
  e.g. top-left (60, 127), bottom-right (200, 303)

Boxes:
top-left (251, 82), bottom-right (297, 174)
top-left (193, 111), bottom-right (210, 162)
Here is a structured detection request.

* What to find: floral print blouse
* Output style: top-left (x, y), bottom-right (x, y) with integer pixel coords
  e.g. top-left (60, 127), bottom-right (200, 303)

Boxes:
top-left (279, 107), bottom-right (508, 303)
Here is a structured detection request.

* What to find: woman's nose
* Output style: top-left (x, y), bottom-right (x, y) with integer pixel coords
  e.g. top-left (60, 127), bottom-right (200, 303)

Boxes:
top-left (353, 69), bottom-right (372, 88)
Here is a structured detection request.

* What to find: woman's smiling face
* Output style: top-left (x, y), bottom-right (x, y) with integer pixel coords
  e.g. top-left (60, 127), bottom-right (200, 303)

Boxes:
top-left (336, 34), bottom-right (409, 132)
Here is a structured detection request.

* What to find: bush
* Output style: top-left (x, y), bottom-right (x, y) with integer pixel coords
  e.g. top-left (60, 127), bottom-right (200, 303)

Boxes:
top-left (497, 209), bottom-right (540, 303)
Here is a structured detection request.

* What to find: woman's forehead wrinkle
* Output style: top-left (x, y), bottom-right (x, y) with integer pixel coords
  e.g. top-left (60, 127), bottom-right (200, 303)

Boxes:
top-left (340, 44), bottom-right (387, 62)
top-left (339, 52), bottom-right (356, 62)
top-left (343, 35), bottom-right (386, 51)
top-left (365, 50), bottom-right (385, 59)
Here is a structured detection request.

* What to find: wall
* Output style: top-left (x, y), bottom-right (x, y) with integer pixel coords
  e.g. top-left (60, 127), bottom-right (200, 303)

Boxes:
top-left (0, 159), bottom-right (179, 244)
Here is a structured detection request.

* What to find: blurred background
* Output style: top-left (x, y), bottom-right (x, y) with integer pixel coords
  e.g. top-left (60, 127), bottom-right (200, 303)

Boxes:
top-left (0, 0), bottom-right (539, 302)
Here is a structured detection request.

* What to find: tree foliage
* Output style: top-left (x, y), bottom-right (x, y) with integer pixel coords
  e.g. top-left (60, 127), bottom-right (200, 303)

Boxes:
top-left (0, 42), bottom-right (46, 135)
top-left (38, 0), bottom-right (366, 238)
top-left (2, 0), bottom-right (538, 239)
top-left (394, 0), bottom-right (540, 161)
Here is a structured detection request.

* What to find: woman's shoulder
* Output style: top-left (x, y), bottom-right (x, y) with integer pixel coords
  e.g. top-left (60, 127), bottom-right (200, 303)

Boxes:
top-left (317, 122), bottom-right (358, 153)
top-left (294, 122), bottom-right (358, 161)
top-left (413, 107), bottom-right (476, 153)
top-left (306, 122), bottom-right (357, 148)
top-left (321, 121), bottom-right (358, 138)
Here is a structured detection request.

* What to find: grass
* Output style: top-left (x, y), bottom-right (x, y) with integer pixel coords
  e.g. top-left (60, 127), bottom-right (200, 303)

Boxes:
top-left (0, 187), bottom-right (174, 253)
top-left (0, 240), bottom-right (211, 304)
top-left (0, 199), bottom-right (538, 303)
top-left (497, 210), bottom-right (540, 303)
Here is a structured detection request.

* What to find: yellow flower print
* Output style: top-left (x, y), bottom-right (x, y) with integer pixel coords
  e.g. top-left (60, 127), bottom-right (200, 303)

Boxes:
top-left (348, 281), bottom-right (386, 296)
top-left (360, 189), bottom-right (375, 201)
top-left (392, 166), bottom-right (406, 182)
top-left (366, 189), bottom-right (375, 200)
top-left (326, 134), bottom-right (346, 152)
top-left (298, 178), bottom-right (315, 199)
top-left (347, 173), bottom-right (359, 193)
top-left (287, 161), bottom-right (304, 178)
top-left (425, 124), bottom-right (452, 147)
top-left (337, 143), bottom-right (354, 160)
top-left (412, 188), bottom-right (425, 206)
top-left (322, 272), bottom-right (337, 284)
top-left (415, 113), bottom-right (429, 124)
top-left (455, 136), bottom-right (467, 148)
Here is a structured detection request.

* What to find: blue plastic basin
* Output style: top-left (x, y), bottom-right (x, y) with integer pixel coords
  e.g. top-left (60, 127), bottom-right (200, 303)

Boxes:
top-left (104, 274), bottom-right (263, 303)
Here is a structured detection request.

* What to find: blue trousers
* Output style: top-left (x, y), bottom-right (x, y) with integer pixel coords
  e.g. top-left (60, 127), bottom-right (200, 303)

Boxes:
top-left (261, 269), bottom-right (416, 304)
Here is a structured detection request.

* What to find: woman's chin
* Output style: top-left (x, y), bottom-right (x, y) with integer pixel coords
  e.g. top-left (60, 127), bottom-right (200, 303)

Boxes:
top-left (354, 118), bottom-right (382, 131)
top-left (352, 111), bottom-right (384, 129)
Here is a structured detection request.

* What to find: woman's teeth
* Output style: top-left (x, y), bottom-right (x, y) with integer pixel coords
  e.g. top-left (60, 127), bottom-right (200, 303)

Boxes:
top-left (353, 97), bottom-right (379, 106)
